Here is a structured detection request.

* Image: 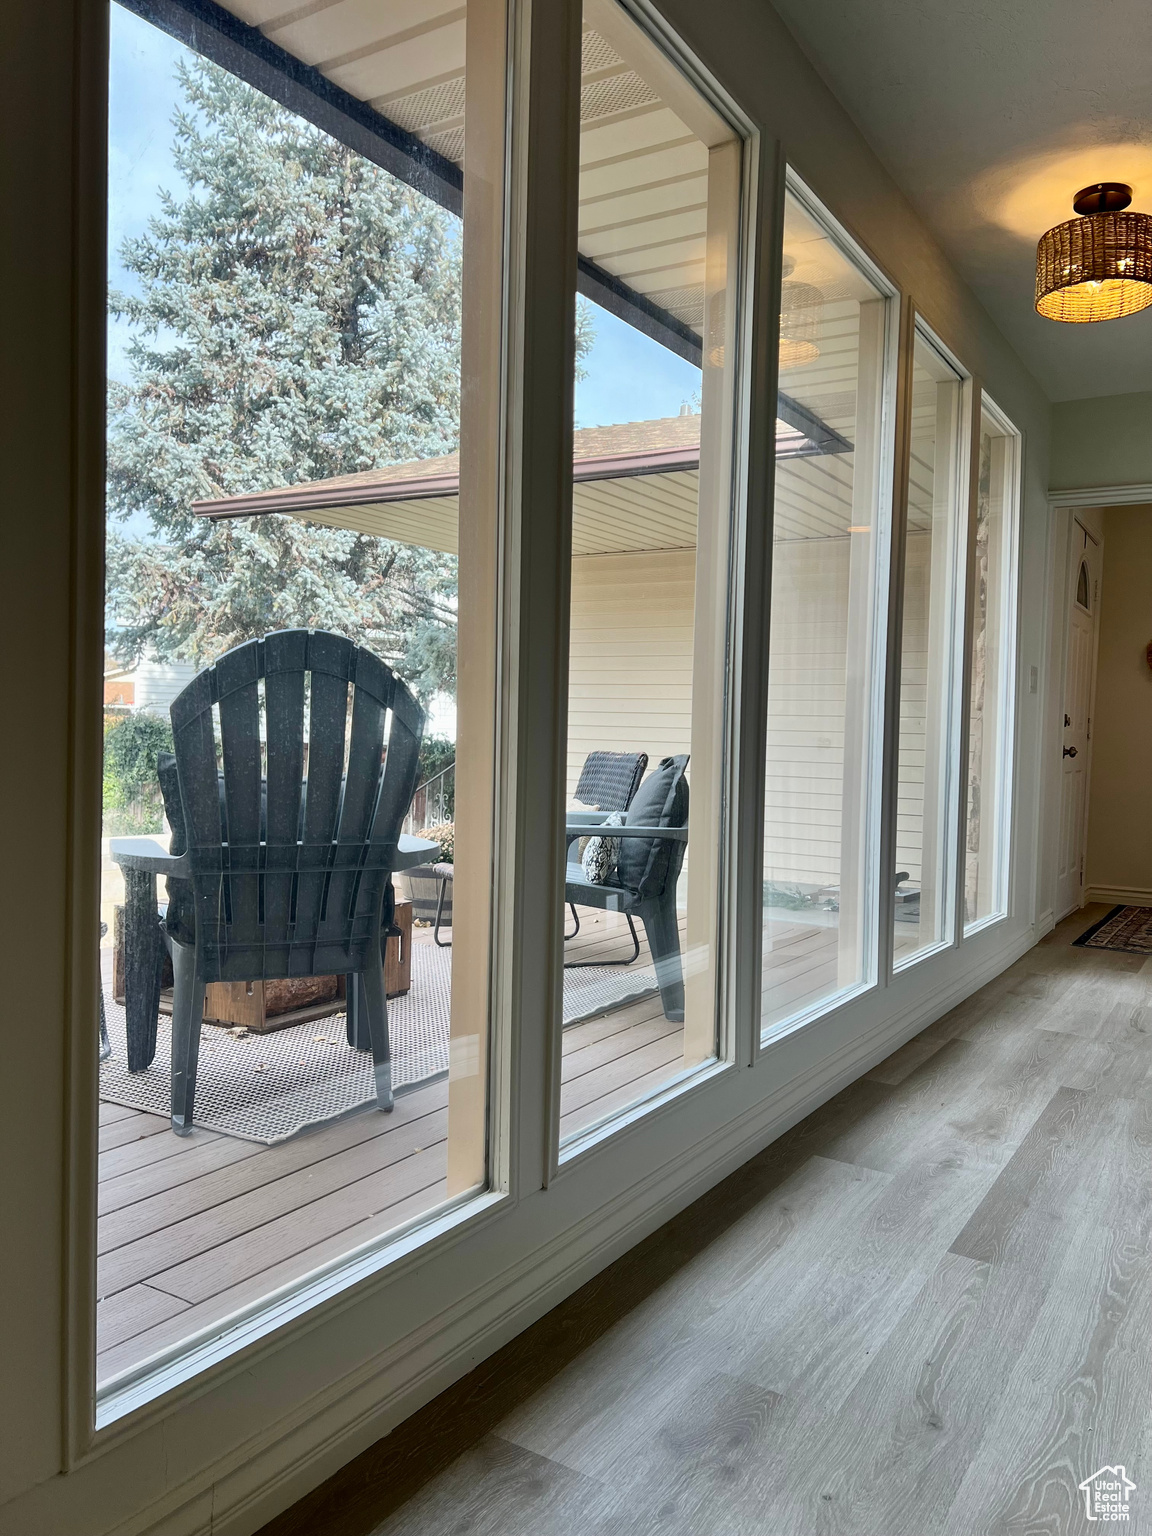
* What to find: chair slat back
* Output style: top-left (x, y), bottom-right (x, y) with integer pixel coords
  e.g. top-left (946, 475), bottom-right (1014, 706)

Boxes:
top-left (169, 630), bottom-right (425, 983)
top-left (261, 631), bottom-right (307, 971)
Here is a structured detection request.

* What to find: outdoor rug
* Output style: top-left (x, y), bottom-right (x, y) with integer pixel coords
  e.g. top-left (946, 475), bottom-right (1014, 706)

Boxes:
top-left (1072, 904), bottom-right (1152, 955)
top-left (99, 946), bottom-right (658, 1144)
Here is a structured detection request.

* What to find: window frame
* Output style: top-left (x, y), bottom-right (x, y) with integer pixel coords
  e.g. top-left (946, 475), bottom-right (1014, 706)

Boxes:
top-left (551, 0), bottom-right (764, 1170)
top-left (890, 316), bottom-right (973, 974)
top-left (960, 390), bottom-right (1022, 938)
top-left (756, 166), bottom-right (901, 1050)
top-left (80, 0), bottom-right (522, 1442)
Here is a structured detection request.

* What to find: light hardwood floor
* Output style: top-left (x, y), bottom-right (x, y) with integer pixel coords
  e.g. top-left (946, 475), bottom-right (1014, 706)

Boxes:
top-left (254, 906), bottom-right (1152, 1536)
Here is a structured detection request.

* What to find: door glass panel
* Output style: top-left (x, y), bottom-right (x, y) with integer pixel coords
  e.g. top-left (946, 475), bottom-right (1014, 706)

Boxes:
top-left (98, 0), bottom-right (500, 1397)
top-left (558, 0), bottom-right (743, 1146)
top-left (964, 399), bottom-right (1019, 929)
top-left (761, 184), bottom-right (895, 1035)
top-left (893, 329), bottom-right (968, 965)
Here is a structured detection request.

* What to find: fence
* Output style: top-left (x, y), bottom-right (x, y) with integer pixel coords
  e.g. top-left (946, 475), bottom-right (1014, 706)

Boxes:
top-left (405, 760), bottom-right (455, 834)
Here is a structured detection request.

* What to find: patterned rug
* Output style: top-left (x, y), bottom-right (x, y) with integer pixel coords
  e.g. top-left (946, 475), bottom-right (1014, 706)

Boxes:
top-left (1073, 905), bottom-right (1152, 955)
top-left (99, 944), bottom-right (658, 1144)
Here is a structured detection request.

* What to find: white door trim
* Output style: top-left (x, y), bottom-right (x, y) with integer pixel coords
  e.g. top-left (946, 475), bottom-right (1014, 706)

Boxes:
top-left (1048, 482), bottom-right (1152, 508)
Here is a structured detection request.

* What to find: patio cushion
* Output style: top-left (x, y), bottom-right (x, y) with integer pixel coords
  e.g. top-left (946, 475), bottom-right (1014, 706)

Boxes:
top-left (581, 811), bottom-right (623, 884)
top-left (616, 755), bottom-right (689, 901)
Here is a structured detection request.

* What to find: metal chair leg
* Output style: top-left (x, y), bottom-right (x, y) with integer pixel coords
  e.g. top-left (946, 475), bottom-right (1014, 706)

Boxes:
top-left (564, 910), bottom-right (641, 968)
top-left (433, 875), bottom-right (452, 947)
top-left (99, 990), bottom-right (112, 1062)
top-left (565, 902), bottom-right (581, 941)
top-left (99, 921), bottom-right (112, 1061)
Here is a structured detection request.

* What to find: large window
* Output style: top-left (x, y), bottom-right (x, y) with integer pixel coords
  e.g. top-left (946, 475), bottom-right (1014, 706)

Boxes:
top-left (964, 397), bottom-right (1020, 929)
top-left (97, 0), bottom-right (501, 1398)
top-left (557, 0), bottom-right (745, 1146)
top-left (761, 181), bottom-right (896, 1035)
top-left (893, 327), bottom-right (969, 965)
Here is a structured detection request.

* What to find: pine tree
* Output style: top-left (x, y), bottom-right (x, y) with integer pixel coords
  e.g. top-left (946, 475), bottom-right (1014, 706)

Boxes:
top-left (106, 56), bottom-right (466, 695)
top-left (108, 53), bottom-right (595, 698)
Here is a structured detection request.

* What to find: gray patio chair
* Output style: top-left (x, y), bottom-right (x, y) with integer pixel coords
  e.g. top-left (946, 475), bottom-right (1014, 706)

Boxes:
top-left (565, 749), bottom-right (648, 964)
top-left (112, 630), bottom-right (425, 1134)
top-left (564, 755), bottom-right (689, 1020)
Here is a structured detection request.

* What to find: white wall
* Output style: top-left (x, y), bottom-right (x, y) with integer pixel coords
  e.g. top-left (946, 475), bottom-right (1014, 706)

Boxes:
top-left (1085, 504), bottom-right (1152, 902)
top-left (1049, 392), bottom-right (1152, 494)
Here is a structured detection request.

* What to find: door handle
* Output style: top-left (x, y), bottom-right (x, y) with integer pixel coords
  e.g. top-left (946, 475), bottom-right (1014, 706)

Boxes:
top-left (1063, 746), bottom-right (1078, 758)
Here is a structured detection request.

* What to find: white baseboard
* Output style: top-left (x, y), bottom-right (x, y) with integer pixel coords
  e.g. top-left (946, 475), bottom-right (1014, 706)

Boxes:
top-left (1036, 908), bottom-right (1055, 937)
top-left (1085, 887), bottom-right (1152, 908)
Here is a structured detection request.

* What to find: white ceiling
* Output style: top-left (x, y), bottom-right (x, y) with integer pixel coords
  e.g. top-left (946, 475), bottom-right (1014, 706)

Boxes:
top-left (768, 0), bottom-right (1152, 402)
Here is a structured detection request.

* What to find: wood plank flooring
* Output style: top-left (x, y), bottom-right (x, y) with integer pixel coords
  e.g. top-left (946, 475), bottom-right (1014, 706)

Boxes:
top-left (95, 914), bottom-right (654, 1380)
top-left (96, 907), bottom-right (933, 1384)
top-left (253, 906), bottom-right (1152, 1536)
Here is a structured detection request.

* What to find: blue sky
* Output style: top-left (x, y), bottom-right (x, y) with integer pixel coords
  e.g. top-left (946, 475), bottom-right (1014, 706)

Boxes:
top-left (108, 5), bottom-right (191, 382)
top-left (108, 3), bottom-right (699, 424)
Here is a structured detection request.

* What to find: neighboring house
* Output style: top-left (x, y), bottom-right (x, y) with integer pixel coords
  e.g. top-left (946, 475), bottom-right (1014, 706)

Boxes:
top-left (103, 654), bottom-right (198, 718)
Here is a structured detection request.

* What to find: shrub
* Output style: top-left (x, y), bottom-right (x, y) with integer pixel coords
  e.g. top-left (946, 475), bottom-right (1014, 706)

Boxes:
top-left (417, 734), bottom-right (456, 785)
top-left (103, 711), bottom-right (174, 834)
top-left (427, 821), bottom-right (454, 864)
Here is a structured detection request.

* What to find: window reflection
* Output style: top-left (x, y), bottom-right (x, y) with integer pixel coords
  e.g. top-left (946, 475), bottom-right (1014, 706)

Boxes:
top-left (558, 1), bottom-right (744, 1143)
top-left (761, 185), bottom-right (895, 1034)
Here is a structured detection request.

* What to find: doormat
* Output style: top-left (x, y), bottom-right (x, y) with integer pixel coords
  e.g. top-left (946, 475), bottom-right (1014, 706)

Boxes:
top-left (99, 944), bottom-right (658, 1143)
top-left (1072, 904), bottom-right (1152, 955)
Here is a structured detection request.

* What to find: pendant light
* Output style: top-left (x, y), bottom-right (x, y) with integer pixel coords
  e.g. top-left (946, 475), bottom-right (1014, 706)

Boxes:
top-left (779, 257), bottom-right (822, 365)
top-left (1035, 182), bottom-right (1152, 323)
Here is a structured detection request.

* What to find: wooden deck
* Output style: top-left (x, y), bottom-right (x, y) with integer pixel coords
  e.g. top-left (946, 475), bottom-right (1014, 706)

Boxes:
top-left (96, 907), bottom-right (866, 1385)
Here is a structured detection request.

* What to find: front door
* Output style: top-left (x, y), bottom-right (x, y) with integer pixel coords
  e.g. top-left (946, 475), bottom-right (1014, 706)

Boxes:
top-left (1055, 519), bottom-right (1101, 919)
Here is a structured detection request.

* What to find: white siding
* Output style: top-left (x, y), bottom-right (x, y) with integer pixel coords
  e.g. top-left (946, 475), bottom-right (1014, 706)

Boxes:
top-left (764, 537), bottom-right (849, 888)
top-left (896, 532), bottom-right (930, 884)
top-left (567, 548), bottom-right (695, 801)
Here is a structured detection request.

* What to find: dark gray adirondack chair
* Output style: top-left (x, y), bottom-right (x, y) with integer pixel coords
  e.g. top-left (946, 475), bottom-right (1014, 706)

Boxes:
top-left (564, 755), bottom-right (689, 1020)
top-left (151, 630), bottom-right (423, 1134)
top-left (565, 750), bottom-right (648, 964)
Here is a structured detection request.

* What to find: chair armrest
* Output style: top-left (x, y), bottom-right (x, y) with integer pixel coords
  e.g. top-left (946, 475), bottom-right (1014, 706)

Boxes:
top-left (609, 825), bottom-right (689, 841)
top-left (109, 837), bottom-right (191, 877)
top-left (563, 819), bottom-right (688, 852)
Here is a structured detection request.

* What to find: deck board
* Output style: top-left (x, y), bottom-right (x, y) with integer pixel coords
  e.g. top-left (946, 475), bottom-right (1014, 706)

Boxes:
top-left (99, 1110), bottom-right (448, 1298)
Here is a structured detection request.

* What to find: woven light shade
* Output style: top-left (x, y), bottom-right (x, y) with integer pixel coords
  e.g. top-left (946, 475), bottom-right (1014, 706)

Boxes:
top-left (779, 276), bottom-right (822, 366)
top-left (1035, 185), bottom-right (1152, 323)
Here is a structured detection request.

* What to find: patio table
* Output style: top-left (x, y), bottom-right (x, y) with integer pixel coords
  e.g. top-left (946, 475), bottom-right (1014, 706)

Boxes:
top-left (109, 834), bottom-right (438, 1072)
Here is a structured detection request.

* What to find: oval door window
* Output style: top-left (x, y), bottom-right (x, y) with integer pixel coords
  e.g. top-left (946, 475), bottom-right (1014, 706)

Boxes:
top-left (1075, 559), bottom-right (1090, 610)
